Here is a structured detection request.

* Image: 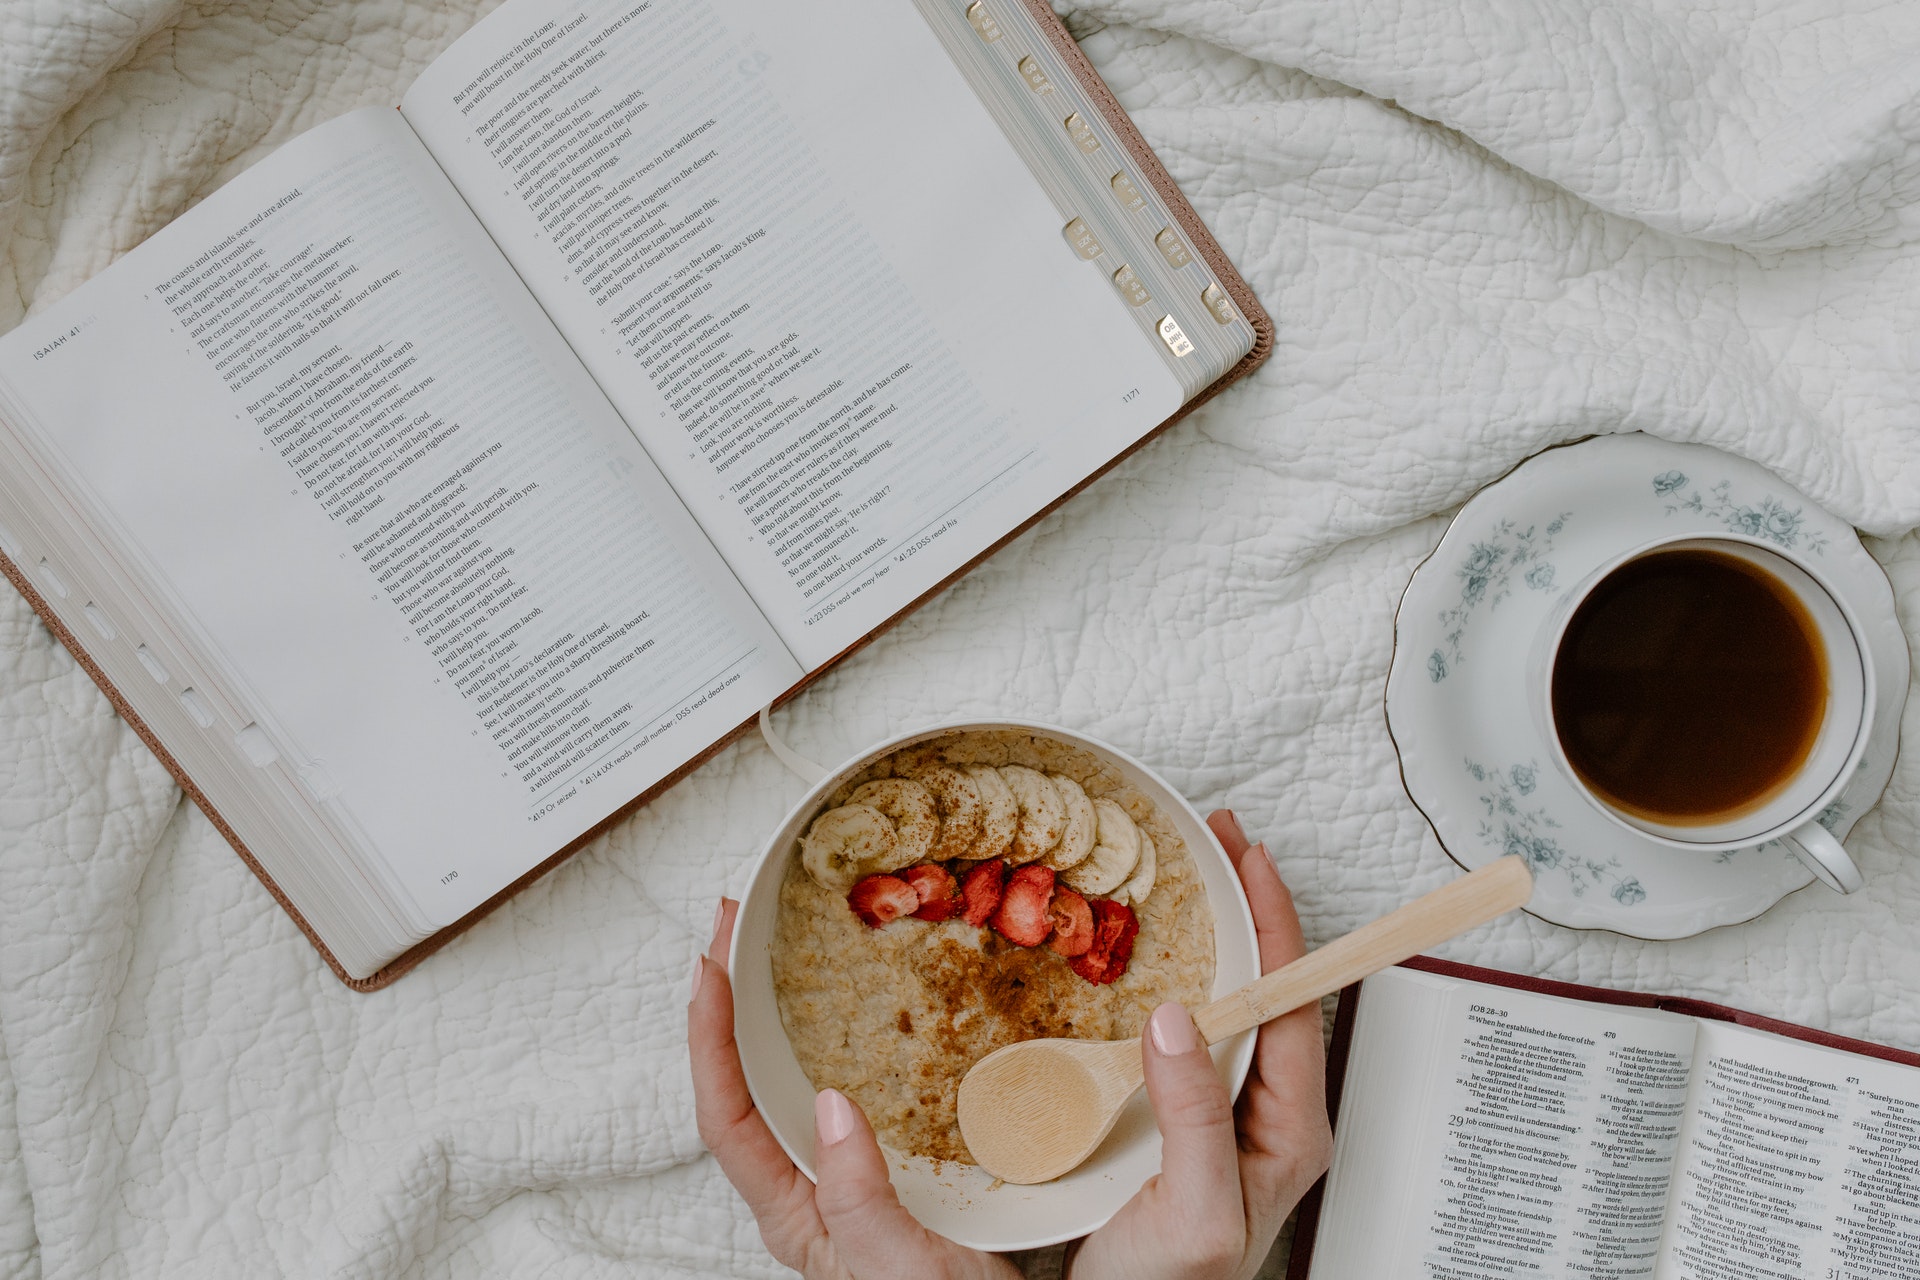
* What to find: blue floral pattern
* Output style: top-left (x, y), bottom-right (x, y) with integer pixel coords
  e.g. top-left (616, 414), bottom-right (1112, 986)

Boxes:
top-left (1815, 795), bottom-right (1849, 832)
top-left (1465, 757), bottom-right (1647, 904)
top-left (1428, 515), bottom-right (1570, 682)
top-left (1655, 473), bottom-right (1828, 555)
top-left (1731, 764), bottom-right (1861, 863)
top-left (1388, 437), bottom-right (1891, 934)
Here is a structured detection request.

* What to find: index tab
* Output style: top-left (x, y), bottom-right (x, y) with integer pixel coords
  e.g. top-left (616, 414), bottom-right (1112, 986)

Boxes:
top-left (178, 688), bottom-right (216, 728)
top-left (1111, 264), bottom-right (1152, 308)
top-left (1063, 113), bottom-right (1102, 155)
top-left (1016, 57), bottom-right (1053, 94)
top-left (1157, 315), bottom-right (1194, 358)
top-left (82, 603), bottom-right (116, 640)
top-left (235, 724), bottom-right (280, 767)
top-left (965, 2), bottom-right (1003, 41)
top-left (35, 559), bottom-right (70, 599)
top-left (1062, 217), bottom-right (1104, 260)
top-left (135, 644), bottom-right (170, 684)
top-left (1153, 227), bottom-right (1193, 269)
top-left (1109, 172), bottom-right (1147, 212)
top-left (301, 761), bottom-right (343, 801)
top-left (1202, 283), bottom-right (1239, 325)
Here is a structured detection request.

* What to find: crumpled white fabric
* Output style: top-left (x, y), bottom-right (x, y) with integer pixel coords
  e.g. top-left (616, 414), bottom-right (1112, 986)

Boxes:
top-left (2, 0), bottom-right (1919, 1275)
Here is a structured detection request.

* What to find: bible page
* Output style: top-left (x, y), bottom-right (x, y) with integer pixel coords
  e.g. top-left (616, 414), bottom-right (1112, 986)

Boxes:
top-left (400, 0), bottom-right (1193, 669)
top-left (0, 108), bottom-right (800, 947)
top-left (1309, 968), bottom-right (1698, 1280)
top-left (1653, 1019), bottom-right (1920, 1280)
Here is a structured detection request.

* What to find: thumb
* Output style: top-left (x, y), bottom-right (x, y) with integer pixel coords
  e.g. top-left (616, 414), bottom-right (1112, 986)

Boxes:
top-left (811, 1088), bottom-right (928, 1271)
top-left (1141, 1003), bottom-right (1242, 1215)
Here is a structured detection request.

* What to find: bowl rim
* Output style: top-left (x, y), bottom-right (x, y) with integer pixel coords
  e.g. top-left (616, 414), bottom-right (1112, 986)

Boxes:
top-left (728, 716), bottom-right (1260, 1251)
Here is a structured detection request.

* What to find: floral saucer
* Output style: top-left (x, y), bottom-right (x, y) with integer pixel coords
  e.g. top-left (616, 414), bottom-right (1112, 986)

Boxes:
top-left (1386, 433), bottom-right (1908, 938)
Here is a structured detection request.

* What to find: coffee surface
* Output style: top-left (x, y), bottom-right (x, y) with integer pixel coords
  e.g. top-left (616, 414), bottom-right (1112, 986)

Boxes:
top-left (1550, 548), bottom-right (1827, 825)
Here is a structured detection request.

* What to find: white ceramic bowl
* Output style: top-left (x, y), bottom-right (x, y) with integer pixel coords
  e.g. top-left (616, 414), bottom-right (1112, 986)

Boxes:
top-left (730, 719), bottom-right (1260, 1252)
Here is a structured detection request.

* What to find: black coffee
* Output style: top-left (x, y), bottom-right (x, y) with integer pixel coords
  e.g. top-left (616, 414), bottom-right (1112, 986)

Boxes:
top-left (1550, 547), bottom-right (1827, 825)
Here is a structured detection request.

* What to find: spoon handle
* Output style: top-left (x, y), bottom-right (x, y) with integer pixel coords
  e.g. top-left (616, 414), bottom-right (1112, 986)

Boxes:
top-left (1190, 856), bottom-right (1532, 1046)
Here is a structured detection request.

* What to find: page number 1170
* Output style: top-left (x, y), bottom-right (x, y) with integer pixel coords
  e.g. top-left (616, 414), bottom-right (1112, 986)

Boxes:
top-left (440, 870), bottom-right (459, 885)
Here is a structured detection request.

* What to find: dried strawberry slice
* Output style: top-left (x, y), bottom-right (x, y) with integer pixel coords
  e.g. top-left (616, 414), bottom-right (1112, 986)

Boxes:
top-left (1069, 898), bottom-right (1140, 984)
top-left (901, 863), bottom-right (960, 921)
top-left (1047, 887), bottom-right (1094, 957)
top-left (991, 864), bottom-right (1056, 947)
top-left (847, 873), bottom-right (921, 928)
top-left (960, 858), bottom-right (1007, 927)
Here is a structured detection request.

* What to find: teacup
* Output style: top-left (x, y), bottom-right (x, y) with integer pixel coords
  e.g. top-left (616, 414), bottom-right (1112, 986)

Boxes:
top-left (1528, 534), bottom-right (1872, 893)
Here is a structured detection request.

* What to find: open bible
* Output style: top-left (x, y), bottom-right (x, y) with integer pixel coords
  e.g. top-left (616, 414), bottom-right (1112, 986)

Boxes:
top-left (1292, 959), bottom-right (1920, 1280)
top-left (0, 0), bottom-right (1267, 987)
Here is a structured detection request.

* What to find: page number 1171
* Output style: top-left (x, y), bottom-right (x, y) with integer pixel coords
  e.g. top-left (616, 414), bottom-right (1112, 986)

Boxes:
top-left (1122, 387), bottom-right (1141, 403)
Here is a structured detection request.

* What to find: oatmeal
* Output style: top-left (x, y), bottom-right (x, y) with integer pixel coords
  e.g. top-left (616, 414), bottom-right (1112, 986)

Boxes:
top-left (770, 729), bottom-right (1215, 1163)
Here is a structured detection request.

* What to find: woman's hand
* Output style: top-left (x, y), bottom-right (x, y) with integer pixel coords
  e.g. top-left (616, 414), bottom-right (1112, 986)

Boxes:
top-left (689, 898), bottom-right (1021, 1280)
top-left (1065, 810), bottom-right (1333, 1279)
top-left (688, 809), bottom-right (1332, 1279)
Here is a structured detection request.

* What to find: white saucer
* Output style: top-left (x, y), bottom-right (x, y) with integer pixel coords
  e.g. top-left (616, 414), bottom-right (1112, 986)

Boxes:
top-left (1386, 433), bottom-right (1908, 939)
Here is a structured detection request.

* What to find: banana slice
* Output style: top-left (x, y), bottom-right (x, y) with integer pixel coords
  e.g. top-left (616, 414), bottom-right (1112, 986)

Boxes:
top-left (1061, 797), bottom-right (1141, 895)
top-left (1116, 829), bottom-right (1157, 905)
top-left (965, 764), bottom-right (1019, 860)
top-left (999, 765), bottom-right (1066, 864)
top-left (801, 803), bottom-right (897, 891)
top-left (1046, 774), bottom-right (1097, 871)
top-left (908, 764), bottom-right (984, 861)
top-left (847, 778), bottom-right (939, 869)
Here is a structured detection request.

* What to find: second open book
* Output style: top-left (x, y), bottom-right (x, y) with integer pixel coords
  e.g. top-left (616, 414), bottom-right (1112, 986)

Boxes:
top-left (0, 0), bottom-right (1266, 985)
top-left (1297, 960), bottom-right (1920, 1278)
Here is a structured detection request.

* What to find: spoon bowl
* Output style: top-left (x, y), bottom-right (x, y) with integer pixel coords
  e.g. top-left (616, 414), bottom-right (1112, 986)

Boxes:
top-left (958, 856), bottom-right (1534, 1184)
top-left (958, 1037), bottom-right (1141, 1185)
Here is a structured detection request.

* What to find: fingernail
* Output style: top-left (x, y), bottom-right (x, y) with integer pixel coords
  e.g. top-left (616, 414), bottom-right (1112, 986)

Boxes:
top-left (1148, 1003), bottom-right (1198, 1056)
top-left (710, 899), bottom-right (726, 944)
top-left (689, 954), bottom-right (705, 1004)
top-left (1222, 810), bottom-right (1250, 845)
top-left (816, 1088), bottom-right (856, 1147)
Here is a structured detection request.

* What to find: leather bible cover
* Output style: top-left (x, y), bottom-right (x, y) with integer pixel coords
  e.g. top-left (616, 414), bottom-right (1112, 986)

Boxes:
top-left (1283, 956), bottom-right (1920, 1278)
top-left (0, 0), bottom-right (1273, 991)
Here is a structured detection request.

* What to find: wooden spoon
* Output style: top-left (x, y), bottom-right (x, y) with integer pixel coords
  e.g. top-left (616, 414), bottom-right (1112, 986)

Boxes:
top-left (956, 855), bottom-right (1533, 1184)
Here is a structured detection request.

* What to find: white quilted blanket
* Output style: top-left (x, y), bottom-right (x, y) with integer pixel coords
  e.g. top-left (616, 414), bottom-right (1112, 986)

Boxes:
top-left (5, 0), bottom-right (1920, 1275)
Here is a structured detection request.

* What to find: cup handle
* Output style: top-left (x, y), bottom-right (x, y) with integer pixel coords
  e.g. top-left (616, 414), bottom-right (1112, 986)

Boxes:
top-left (1781, 821), bottom-right (1865, 894)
